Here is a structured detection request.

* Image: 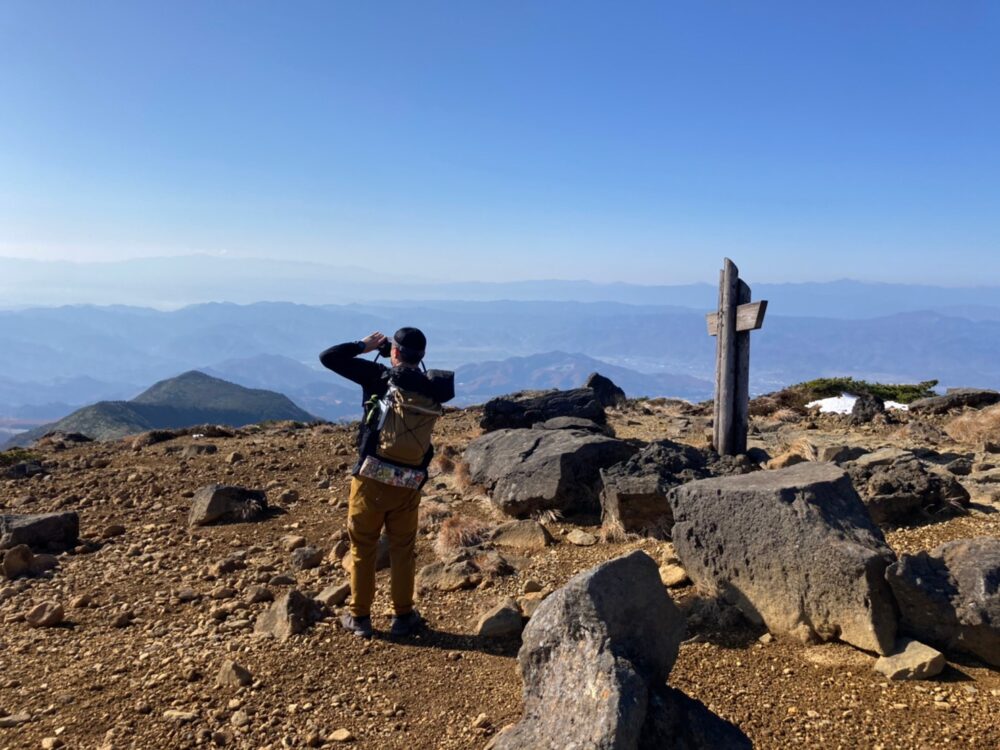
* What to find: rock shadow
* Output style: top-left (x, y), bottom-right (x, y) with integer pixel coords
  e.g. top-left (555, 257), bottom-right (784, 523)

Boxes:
top-left (677, 591), bottom-right (765, 650)
top-left (375, 625), bottom-right (522, 658)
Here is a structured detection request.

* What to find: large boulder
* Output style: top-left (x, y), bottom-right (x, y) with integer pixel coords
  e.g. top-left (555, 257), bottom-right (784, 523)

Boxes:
top-left (188, 485), bottom-right (268, 526)
top-left (886, 537), bottom-right (1000, 666)
top-left (908, 388), bottom-right (1000, 415)
top-left (585, 372), bottom-right (627, 408)
top-left (600, 440), bottom-right (710, 538)
top-left (669, 462), bottom-right (898, 654)
top-left (492, 551), bottom-right (748, 750)
top-left (0, 512), bottom-right (79, 551)
top-left (466, 428), bottom-right (637, 517)
top-left (846, 452), bottom-right (970, 525)
top-left (479, 388), bottom-right (606, 432)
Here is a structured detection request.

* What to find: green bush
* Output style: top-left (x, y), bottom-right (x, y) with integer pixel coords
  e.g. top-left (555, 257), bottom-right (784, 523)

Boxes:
top-left (795, 378), bottom-right (938, 404)
top-left (749, 378), bottom-right (939, 417)
top-left (0, 448), bottom-right (41, 468)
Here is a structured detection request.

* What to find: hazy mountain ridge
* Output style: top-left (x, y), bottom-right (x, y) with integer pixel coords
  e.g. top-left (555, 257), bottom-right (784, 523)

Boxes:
top-left (453, 351), bottom-right (712, 403)
top-left (5, 371), bottom-right (316, 447)
top-left (3, 300), bottom-right (1000, 429)
top-left (3, 255), bottom-right (999, 317)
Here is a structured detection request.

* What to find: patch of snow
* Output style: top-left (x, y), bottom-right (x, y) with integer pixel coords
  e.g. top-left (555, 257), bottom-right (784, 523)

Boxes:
top-left (806, 393), bottom-right (908, 414)
top-left (807, 394), bottom-right (857, 414)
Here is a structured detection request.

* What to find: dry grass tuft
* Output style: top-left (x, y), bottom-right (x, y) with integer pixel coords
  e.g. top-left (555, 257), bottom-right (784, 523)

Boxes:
top-left (599, 517), bottom-right (629, 544)
top-left (531, 508), bottom-right (563, 525)
top-left (472, 551), bottom-right (515, 578)
top-left (771, 407), bottom-right (803, 423)
top-left (434, 515), bottom-right (492, 558)
top-left (418, 497), bottom-right (452, 533)
top-left (944, 404), bottom-right (1000, 445)
top-left (430, 454), bottom-right (456, 475)
top-left (453, 459), bottom-right (473, 491)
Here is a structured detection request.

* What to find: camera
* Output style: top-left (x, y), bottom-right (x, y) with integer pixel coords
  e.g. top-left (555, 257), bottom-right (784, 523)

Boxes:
top-left (377, 338), bottom-right (393, 358)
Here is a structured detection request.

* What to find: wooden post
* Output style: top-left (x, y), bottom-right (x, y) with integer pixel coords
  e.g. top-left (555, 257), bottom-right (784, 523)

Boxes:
top-left (714, 259), bottom-right (739, 455)
top-left (733, 279), bottom-right (752, 455)
top-left (707, 259), bottom-right (767, 456)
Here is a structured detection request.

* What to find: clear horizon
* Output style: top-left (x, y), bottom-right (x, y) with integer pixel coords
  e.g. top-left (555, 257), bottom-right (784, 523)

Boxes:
top-left (2, 2), bottom-right (998, 285)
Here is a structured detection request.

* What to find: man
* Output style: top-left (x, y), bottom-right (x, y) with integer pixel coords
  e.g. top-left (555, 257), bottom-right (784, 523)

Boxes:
top-left (320, 328), bottom-right (454, 638)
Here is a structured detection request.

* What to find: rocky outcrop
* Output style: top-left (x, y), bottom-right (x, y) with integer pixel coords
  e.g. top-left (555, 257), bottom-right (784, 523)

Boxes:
top-left (479, 388), bottom-right (606, 432)
top-left (600, 440), bottom-right (710, 538)
top-left (585, 372), bottom-right (627, 407)
top-left (846, 451), bottom-right (970, 525)
top-left (908, 388), bottom-right (1000, 415)
top-left (187, 485), bottom-right (268, 526)
top-left (886, 537), bottom-right (1000, 666)
top-left (465, 428), bottom-right (637, 517)
top-left (669, 463), bottom-right (898, 654)
top-left (0, 512), bottom-right (79, 551)
top-left (493, 551), bottom-right (749, 750)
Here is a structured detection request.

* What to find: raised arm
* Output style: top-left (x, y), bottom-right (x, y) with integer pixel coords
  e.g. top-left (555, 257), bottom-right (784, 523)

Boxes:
top-left (319, 333), bottom-right (386, 389)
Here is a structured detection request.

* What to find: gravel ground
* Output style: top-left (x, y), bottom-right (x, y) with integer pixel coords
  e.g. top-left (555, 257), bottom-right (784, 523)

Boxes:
top-left (1, 402), bottom-right (998, 749)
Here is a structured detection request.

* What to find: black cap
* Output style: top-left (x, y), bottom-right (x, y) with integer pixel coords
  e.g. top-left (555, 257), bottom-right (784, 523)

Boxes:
top-left (393, 327), bottom-right (426, 361)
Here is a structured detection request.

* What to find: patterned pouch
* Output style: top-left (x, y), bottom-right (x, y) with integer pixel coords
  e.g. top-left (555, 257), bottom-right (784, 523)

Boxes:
top-left (358, 455), bottom-right (426, 490)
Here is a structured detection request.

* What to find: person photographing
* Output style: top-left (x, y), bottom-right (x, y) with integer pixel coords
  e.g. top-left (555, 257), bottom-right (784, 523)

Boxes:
top-left (320, 328), bottom-right (454, 638)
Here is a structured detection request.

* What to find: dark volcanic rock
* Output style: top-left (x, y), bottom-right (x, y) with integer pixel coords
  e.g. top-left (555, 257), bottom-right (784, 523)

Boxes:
top-left (531, 416), bottom-right (613, 436)
top-left (479, 388), bottom-right (606, 432)
top-left (466, 428), bottom-right (638, 517)
top-left (493, 551), bottom-right (748, 750)
top-left (847, 454), bottom-right (970, 525)
top-left (585, 372), bottom-right (627, 408)
top-left (600, 440), bottom-right (710, 538)
top-left (4, 460), bottom-right (45, 480)
top-left (0, 512), bottom-right (80, 551)
top-left (669, 463), bottom-right (898, 654)
top-left (130, 430), bottom-right (181, 450)
top-left (187, 485), bottom-right (268, 526)
top-left (849, 393), bottom-right (885, 425)
top-left (908, 388), bottom-right (1000, 415)
top-left (886, 537), bottom-right (1000, 666)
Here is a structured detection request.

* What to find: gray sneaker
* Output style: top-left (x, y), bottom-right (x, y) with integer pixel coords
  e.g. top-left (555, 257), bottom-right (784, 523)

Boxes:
top-left (340, 612), bottom-right (373, 639)
top-left (390, 609), bottom-right (424, 637)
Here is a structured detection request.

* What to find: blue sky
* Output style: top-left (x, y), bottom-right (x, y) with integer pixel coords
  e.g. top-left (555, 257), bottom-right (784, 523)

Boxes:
top-left (1, 1), bottom-right (997, 284)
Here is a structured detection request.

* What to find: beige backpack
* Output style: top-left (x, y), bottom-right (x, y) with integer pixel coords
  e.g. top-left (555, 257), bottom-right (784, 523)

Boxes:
top-left (375, 385), bottom-right (443, 466)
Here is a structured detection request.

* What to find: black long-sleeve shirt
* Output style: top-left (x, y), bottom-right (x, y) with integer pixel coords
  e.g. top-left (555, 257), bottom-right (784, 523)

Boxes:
top-left (319, 341), bottom-right (454, 407)
top-left (319, 341), bottom-right (455, 462)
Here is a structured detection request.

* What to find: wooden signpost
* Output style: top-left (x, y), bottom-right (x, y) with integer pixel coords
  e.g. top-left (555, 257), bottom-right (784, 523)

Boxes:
top-left (707, 258), bottom-right (767, 455)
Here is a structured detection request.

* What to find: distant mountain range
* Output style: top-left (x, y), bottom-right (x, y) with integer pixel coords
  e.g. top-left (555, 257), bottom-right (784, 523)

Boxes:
top-left (5, 371), bottom-right (316, 447)
top-left (3, 294), bottom-right (1000, 434)
top-left (2, 255), bottom-right (999, 318)
top-left (454, 351), bottom-right (712, 403)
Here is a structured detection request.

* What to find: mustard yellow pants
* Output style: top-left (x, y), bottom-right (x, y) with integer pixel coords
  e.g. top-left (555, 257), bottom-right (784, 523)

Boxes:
top-left (347, 476), bottom-right (421, 618)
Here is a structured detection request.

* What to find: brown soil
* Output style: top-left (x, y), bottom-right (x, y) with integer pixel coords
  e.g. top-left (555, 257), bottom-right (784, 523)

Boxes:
top-left (2, 402), bottom-right (998, 749)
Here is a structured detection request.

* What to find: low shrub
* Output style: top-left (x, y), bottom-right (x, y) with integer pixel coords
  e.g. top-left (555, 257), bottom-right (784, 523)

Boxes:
top-left (0, 448), bottom-right (40, 468)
